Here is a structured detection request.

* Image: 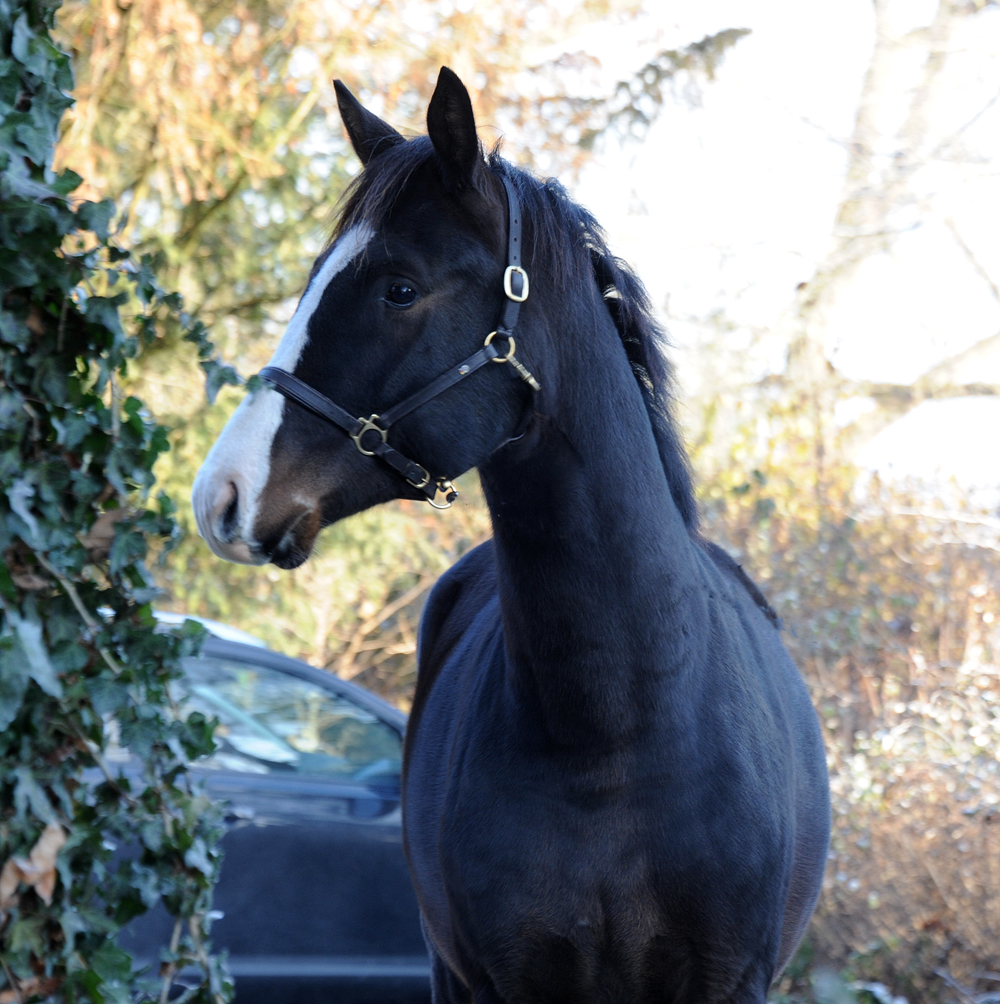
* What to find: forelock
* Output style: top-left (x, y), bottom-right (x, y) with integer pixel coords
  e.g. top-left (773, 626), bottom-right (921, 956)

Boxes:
top-left (331, 137), bottom-right (438, 245)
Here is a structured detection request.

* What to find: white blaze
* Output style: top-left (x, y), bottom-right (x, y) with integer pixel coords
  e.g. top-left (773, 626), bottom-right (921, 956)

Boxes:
top-left (192, 226), bottom-right (372, 563)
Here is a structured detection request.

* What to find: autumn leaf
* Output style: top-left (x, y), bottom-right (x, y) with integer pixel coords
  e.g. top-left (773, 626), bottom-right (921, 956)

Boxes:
top-left (79, 507), bottom-right (130, 562)
top-left (0, 822), bottom-right (67, 914)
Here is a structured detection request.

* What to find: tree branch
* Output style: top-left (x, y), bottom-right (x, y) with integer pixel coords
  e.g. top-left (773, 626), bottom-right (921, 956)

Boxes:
top-left (941, 216), bottom-right (1000, 306)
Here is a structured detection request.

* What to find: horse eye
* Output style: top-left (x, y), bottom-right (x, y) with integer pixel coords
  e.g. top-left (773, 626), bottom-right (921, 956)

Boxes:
top-left (384, 282), bottom-right (417, 307)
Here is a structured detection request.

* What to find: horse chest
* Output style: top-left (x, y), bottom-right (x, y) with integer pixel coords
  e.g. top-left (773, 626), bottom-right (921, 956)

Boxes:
top-left (428, 794), bottom-right (781, 1004)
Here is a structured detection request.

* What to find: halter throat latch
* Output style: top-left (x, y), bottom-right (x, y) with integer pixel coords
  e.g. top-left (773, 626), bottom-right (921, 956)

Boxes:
top-left (258, 173), bottom-right (537, 509)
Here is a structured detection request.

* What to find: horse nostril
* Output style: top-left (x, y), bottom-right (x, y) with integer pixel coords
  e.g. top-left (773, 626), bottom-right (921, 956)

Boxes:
top-left (220, 484), bottom-right (240, 541)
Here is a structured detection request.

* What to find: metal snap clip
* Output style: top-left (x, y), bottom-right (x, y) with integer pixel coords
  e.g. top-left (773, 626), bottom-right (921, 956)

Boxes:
top-left (427, 480), bottom-right (458, 509)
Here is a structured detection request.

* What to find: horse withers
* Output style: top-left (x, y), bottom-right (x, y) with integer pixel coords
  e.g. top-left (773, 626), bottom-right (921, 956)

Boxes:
top-left (192, 67), bottom-right (830, 1004)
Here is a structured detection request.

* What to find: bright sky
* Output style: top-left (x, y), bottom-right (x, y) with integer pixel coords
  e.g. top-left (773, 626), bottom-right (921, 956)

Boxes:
top-left (553, 0), bottom-right (1000, 498)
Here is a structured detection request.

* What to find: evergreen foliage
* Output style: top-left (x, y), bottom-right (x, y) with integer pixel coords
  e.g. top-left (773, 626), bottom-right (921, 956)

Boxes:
top-left (0, 1), bottom-right (233, 1000)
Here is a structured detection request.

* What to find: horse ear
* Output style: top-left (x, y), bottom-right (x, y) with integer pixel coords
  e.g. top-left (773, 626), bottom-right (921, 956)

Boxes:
top-left (334, 79), bottom-right (404, 165)
top-left (427, 67), bottom-right (481, 190)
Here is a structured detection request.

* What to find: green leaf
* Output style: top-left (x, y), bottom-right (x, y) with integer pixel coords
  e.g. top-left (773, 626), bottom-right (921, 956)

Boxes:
top-left (130, 857), bottom-right (163, 900)
top-left (0, 247), bottom-right (40, 288)
top-left (7, 478), bottom-right (41, 544)
top-left (12, 765), bottom-right (56, 823)
top-left (0, 561), bottom-right (18, 601)
top-left (202, 361), bottom-right (241, 405)
top-left (76, 200), bottom-right (116, 241)
top-left (0, 308), bottom-right (31, 347)
top-left (88, 677), bottom-right (129, 716)
top-left (0, 634), bottom-right (30, 730)
top-left (91, 941), bottom-right (133, 984)
top-left (51, 641), bottom-right (89, 673)
top-left (76, 967), bottom-right (103, 1004)
top-left (15, 116), bottom-right (51, 163)
top-left (10, 15), bottom-right (36, 70)
top-left (109, 525), bottom-right (147, 575)
top-left (52, 168), bottom-right (83, 196)
top-left (59, 907), bottom-right (90, 954)
top-left (139, 819), bottom-right (164, 854)
top-left (179, 710), bottom-right (217, 760)
top-left (119, 716), bottom-right (157, 760)
top-left (84, 293), bottom-right (124, 336)
top-left (183, 837), bottom-right (215, 877)
top-left (6, 600), bottom-right (62, 697)
top-left (8, 915), bottom-right (46, 957)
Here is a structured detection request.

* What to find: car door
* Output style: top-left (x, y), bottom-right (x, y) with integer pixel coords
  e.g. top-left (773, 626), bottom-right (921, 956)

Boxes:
top-left (119, 638), bottom-right (429, 1004)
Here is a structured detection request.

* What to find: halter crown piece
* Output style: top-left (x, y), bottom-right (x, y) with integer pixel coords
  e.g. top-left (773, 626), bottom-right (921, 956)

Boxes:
top-left (259, 174), bottom-right (539, 509)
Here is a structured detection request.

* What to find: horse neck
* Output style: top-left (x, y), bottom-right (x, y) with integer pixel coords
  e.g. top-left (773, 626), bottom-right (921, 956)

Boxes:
top-left (478, 284), bottom-right (708, 749)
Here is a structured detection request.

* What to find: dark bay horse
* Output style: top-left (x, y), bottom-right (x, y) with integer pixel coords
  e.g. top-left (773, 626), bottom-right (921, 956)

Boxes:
top-left (192, 67), bottom-right (830, 1004)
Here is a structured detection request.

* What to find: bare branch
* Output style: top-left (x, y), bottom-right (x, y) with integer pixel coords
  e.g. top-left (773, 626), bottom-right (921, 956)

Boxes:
top-left (335, 576), bottom-right (437, 680)
top-left (941, 216), bottom-right (1000, 305)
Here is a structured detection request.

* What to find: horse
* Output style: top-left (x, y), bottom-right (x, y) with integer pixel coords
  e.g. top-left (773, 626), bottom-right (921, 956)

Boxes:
top-left (192, 67), bottom-right (830, 1004)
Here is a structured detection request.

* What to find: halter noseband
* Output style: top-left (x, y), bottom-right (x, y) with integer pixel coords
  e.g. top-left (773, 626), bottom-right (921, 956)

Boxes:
top-left (259, 174), bottom-right (539, 510)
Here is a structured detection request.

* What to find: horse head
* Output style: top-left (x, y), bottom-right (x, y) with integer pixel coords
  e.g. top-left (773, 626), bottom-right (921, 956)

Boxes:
top-left (192, 69), bottom-right (536, 568)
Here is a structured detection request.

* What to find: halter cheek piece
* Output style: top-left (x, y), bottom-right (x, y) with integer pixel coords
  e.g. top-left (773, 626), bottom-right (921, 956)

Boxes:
top-left (259, 174), bottom-right (539, 510)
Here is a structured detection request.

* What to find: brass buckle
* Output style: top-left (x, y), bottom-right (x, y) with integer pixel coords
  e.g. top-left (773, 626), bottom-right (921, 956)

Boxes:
top-left (484, 330), bottom-right (516, 362)
top-left (406, 464), bottom-right (431, 490)
top-left (352, 415), bottom-right (387, 456)
top-left (427, 479), bottom-right (458, 510)
top-left (503, 265), bottom-right (529, 303)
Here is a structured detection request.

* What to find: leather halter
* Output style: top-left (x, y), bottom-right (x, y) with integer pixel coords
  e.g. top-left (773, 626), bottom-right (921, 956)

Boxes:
top-left (259, 174), bottom-right (539, 509)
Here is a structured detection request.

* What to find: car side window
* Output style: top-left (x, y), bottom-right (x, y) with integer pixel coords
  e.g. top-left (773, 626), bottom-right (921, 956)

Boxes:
top-left (178, 656), bottom-right (402, 782)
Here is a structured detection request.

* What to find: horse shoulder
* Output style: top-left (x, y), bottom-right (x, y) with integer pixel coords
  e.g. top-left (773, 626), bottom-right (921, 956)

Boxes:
top-left (409, 539), bottom-right (497, 732)
top-left (696, 540), bottom-right (830, 980)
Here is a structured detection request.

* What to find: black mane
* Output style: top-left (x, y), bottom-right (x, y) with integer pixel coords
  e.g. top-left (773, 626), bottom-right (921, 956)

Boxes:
top-left (332, 138), bottom-right (699, 531)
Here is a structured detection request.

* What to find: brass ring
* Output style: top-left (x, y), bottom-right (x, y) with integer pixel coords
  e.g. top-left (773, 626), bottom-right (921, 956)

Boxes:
top-left (484, 331), bottom-right (516, 363)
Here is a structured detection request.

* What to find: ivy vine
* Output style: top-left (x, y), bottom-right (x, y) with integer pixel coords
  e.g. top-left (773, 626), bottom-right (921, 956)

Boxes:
top-left (1, 0), bottom-right (235, 1000)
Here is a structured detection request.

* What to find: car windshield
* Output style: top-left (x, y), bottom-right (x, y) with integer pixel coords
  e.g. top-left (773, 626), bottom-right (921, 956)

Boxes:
top-left (178, 656), bottom-right (402, 783)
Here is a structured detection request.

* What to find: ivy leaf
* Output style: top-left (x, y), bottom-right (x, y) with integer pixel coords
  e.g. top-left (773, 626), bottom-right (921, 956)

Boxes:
top-left (7, 914), bottom-right (46, 957)
top-left (88, 677), bottom-right (129, 717)
top-left (7, 478), bottom-right (41, 544)
top-left (75, 200), bottom-right (116, 241)
top-left (10, 16), bottom-right (42, 75)
top-left (13, 765), bottom-right (57, 824)
top-left (109, 524), bottom-right (147, 575)
top-left (59, 906), bottom-right (89, 954)
top-left (15, 116), bottom-right (51, 163)
top-left (6, 601), bottom-right (62, 698)
top-left (0, 635), bottom-right (30, 730)
top-left (0, 246), bottom-right (39, 288)
top-left (183, 837), bottom-right (214, 877)
top-left (203, 361), bottom-right (241, 405)
top-left (0, 308), bottom-right (31, 348)
top-left (51, 168), bottom-right (83, 196)
top-left (91, 941), bottom-right (133, 984)
top-left (84, 293), bottom-right (124, 336)
top-left (0, 561), bottom-right (17, 601)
